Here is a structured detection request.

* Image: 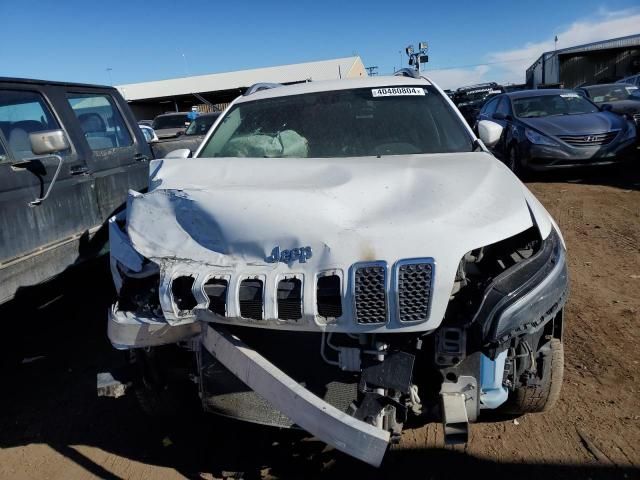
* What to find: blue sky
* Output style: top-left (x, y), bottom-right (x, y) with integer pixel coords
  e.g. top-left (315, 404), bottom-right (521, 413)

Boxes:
top-left (0, 0), bottom-right (638, 89)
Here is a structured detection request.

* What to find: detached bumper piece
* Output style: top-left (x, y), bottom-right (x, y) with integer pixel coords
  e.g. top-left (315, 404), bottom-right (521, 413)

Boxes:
top-left (200, 325), bottom-right (391, 467)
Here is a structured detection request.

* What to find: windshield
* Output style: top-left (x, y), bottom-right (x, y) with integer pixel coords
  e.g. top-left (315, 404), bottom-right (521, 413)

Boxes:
top-left (585, 84), bottom-right (639, 103)
top-left (198, 86), bottom-right (473, 158)
top-left (185, 113), bottom-right (220, 135)
top-left (152, 114), bottom-right (189, 130)
top-left (513, 93), bottom-right (598, 118)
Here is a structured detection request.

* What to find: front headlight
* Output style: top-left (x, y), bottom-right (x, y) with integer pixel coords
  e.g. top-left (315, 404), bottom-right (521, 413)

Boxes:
top-left (525, 128), bottom-right (559, 146)
top-left (622, 120), bottom-right (637, 140)
top-left (472, 227), bottom-right (567, 346)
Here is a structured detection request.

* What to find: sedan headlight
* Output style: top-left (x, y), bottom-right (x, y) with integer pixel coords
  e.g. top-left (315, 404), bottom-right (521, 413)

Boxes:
top-left (525, 128), bottom-right (558, 146)
top-left (622, 120), bottom-right (637, 140)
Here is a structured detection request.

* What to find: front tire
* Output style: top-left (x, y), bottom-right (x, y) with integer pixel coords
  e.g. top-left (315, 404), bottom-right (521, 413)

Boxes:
top-left (507, 338), bottom-right (564, 414)
top-left (506, 145), bottom-right (524, 176)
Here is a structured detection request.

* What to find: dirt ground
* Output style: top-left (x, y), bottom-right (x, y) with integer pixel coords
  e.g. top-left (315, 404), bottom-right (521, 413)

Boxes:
top-left (0, 163), bottom-right (639, 480)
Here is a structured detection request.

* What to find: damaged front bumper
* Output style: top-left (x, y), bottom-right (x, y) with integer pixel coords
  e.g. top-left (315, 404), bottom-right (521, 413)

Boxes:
top-left (201, 325), bottom-right (390, 467)
top-left (106, 209), bottom-right (569, 466)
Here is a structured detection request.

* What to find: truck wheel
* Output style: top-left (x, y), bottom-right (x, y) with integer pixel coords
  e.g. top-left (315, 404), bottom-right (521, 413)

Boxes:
top-left (507, 338), bottom-right (564, 414)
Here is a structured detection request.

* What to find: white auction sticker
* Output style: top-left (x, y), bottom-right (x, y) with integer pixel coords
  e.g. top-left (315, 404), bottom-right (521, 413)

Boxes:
top-left (560, 93), bottom-right (580, 98)
top-left (372, 87), bottom-right (425, 97)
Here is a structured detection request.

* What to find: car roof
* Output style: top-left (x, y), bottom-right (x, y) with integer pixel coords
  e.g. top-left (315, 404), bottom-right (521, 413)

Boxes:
top-left (455, 82), bottom-right (500, 92)
top-left (237, 75), bottom-right (432, 103)
top-left (504, 89), bottom-right (577, 99)
top-left (0, 76), bottom-right (112, 89)
top-left (581, 83), bottom-right (635, 89)
top-left (155, 112), bottom-right (191, 118)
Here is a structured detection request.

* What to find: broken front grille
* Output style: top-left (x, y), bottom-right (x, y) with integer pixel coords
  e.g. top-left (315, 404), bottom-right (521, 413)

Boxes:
top-left (204, 278), bottom-right (228, 316)
top-left (397, 261), bottom-right (433, 322)
top-left (317, 274), bottom-right (343, 318)
top-left (354, 264), bottom-right (387, 324)
top-left (172, 276), bottom-right (197, 312)
top-left (557, 131), bottom-right (618, 147)
top-left (239, 279), bottom-right (263, 320)
top-left (277, 278), bottom-right (302, 320)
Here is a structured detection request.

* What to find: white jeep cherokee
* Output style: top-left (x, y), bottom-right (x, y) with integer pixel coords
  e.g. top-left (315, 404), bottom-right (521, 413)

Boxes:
top-left (107, 72), bottom-right (568, 466)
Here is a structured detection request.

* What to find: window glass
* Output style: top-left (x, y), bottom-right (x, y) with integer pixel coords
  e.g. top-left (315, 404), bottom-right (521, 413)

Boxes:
top-left (513, 94), bottom-right (598, 118)
top-left (185, 113), bottom-right (220, 135)
top-left (495, 97), bottom-right (511, 116)
top-left (67, 93), bottom-right (132, 151)
top-left (585, 84), bottom-right (638, 103)
top-left (481, 97), bottom-right (499, 116)
top-left (152, 114), bottom-right (190, 130)
top-left (199, 86), bottom-right (473, 158)
top-left (0, 90), bottom-right (61, 160)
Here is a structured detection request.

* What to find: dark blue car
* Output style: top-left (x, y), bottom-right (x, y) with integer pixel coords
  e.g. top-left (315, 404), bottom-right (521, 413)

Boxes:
top-left (475, 89), bottom-right (637, 173)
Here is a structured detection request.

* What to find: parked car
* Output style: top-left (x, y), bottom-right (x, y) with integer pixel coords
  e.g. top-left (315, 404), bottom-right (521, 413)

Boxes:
top-left (107, 75), bottom-right (569, 466)
top-left (138, 119), bottom-right (154, 127)
top-left (151, 112), bottom-right (192, 139)
top-left (575, 83), bottom-right (640, 131)
top-left (453, 82), bottom-right (505, 125)
top-left (616, 74), bottom-right (640, 87)
top-left (475, 89), bottom-right (637, 173)
top-left (150, 111), bottom-right (221, 158)
top-left (0, 77), bottom-right (150, 304)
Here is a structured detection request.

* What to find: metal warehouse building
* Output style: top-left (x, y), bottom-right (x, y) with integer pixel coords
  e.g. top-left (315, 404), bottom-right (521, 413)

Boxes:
top-left (526, 34), bottom-right (640, 89)
top-left (117, 56), bottom-right (367, 120)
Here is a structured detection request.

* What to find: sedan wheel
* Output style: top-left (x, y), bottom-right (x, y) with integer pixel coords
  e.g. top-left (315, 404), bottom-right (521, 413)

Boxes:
top-left (507, 145), bottom-right (524, 177)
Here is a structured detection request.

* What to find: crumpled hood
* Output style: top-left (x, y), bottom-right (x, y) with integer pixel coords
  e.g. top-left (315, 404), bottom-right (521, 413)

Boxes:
top-left (124, 152), bottom-right (550, 331)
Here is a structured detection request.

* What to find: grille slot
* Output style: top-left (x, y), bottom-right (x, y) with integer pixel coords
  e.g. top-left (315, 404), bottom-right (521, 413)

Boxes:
top-left (204, 278), bottom-right (228, 316)
top-left (277, 278), bottom-right (302, 320)
top-left (397, 262), bottom-right (433, 322)
top-left (317, 275), bottom-right (342, 318)
top-left (239, 279), bottom-right (263, 320)
top-left (633, 113), bottom-right (640, 124)
top-left (172, 276), bottom-right (197, 312)
top-left (354, 264), bottom-right (387, 324)
top-left (557, 131), bottom-right (618, 146)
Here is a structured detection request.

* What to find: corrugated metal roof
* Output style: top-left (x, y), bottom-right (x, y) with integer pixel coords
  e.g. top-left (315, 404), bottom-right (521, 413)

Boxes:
top-left (527, 34), bottom-right (640, 73)
top-left (555, 33), bottom-right (640, 55)
top-left (116, 57), bottom-right (366, 101)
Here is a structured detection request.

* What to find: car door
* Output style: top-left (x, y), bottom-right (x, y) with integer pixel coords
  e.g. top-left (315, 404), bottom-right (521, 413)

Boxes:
top-left (488, 96), bottom-right (514, 157)
top-left (0, 83), bottom-right (101, 301)
top-left (60, 86), bottom-right (150, 221)
top-left (477, 96), bottom-right (500, 125)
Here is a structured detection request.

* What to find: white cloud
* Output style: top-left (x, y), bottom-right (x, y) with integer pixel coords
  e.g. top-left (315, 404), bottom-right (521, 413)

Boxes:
top-left (426, 9), bottom-right (640, 89)
top-left (426, 65), bottom-right (490, 90)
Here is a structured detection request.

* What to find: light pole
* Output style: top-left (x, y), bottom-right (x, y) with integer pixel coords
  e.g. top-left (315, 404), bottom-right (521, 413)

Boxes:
top-left (106, 68), bottom-right (113, 86)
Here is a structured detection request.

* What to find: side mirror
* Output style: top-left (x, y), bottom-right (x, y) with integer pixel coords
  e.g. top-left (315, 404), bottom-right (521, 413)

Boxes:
top-left (477, 120), bottom-right (504, 148)
top-left (600, 103), bottom-right (613, 111)
top-left (165, 148), bottom-right (191, 159)
top-left (29, 129), bottom-right (70, 155)
top-left (492, 112), bottom-right (511, 121)
top-left (10, 130), bottom-right (70, 206)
